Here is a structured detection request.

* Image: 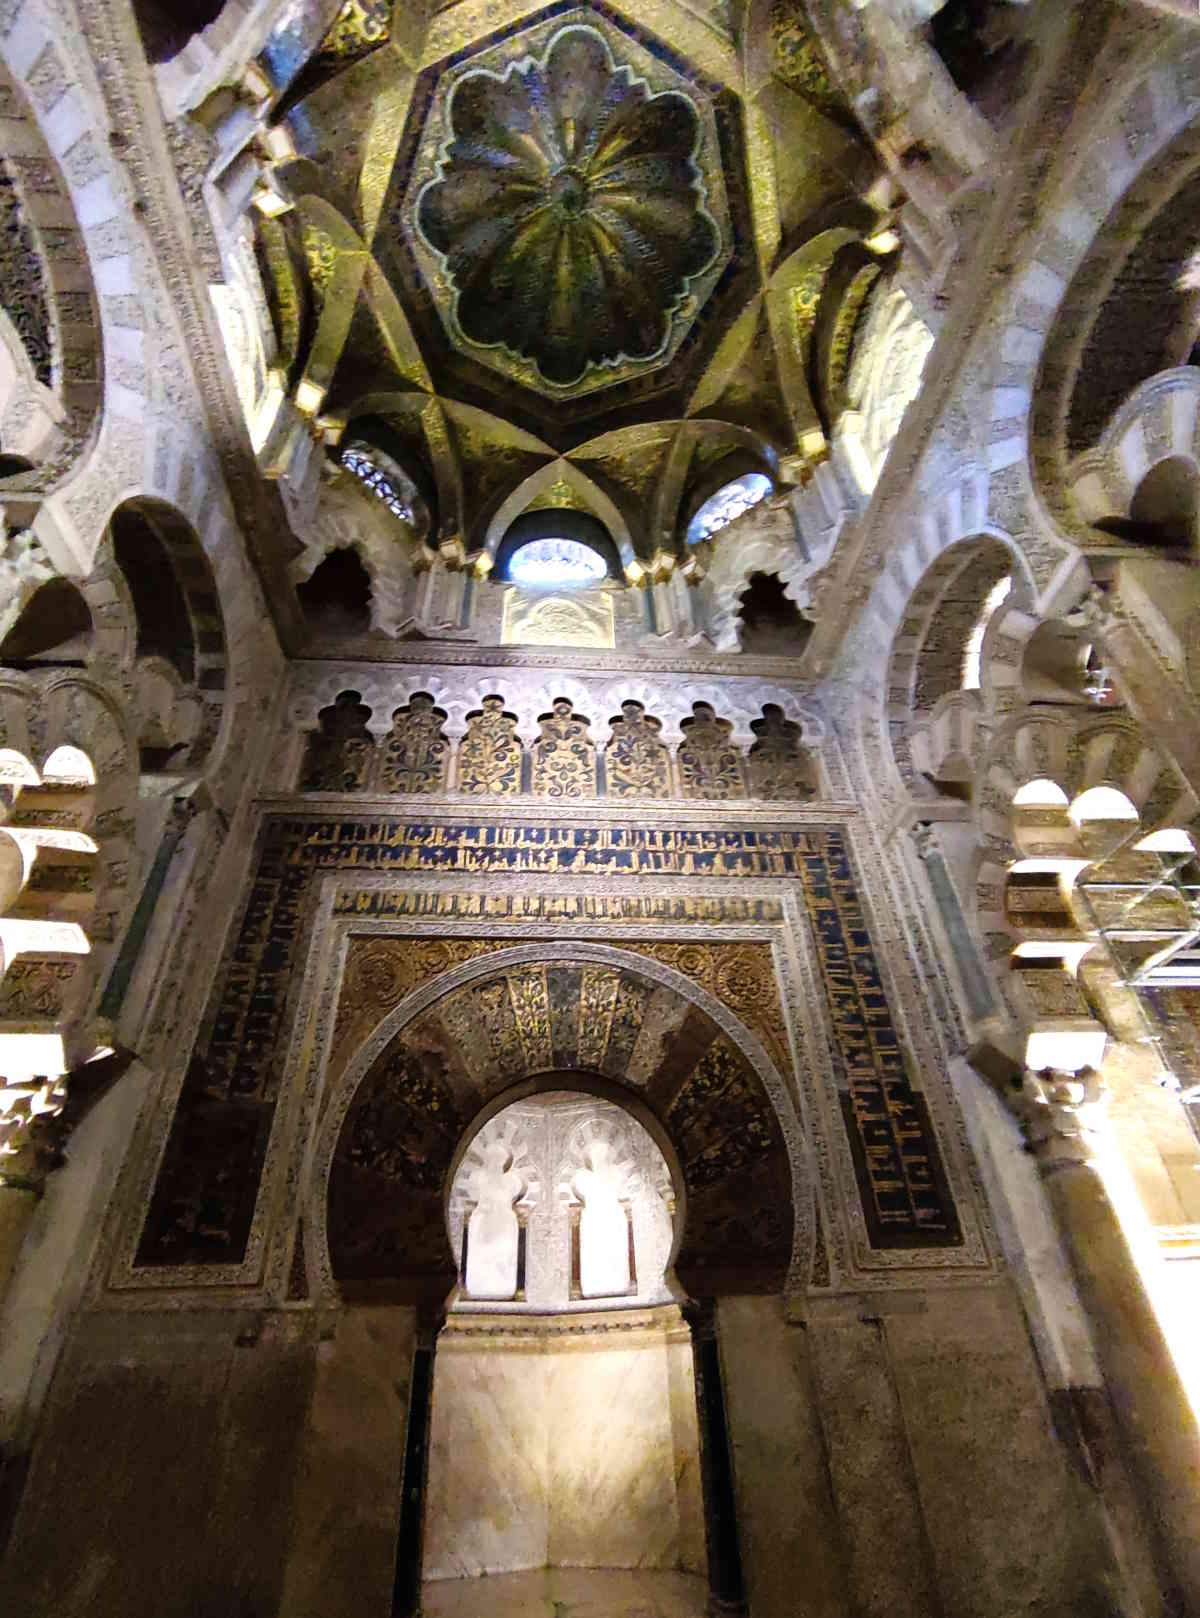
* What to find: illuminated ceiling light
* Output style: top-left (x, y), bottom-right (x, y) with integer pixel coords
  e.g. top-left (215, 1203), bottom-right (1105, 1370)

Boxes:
top-left (686, 472), bottom-right (773, 546)
top-left (508, 537), bottom-right (607, 589)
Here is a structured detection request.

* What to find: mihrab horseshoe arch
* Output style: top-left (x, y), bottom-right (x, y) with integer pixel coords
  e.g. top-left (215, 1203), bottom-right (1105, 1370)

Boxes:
top-left (303, 940), bottom-right (813, 1307)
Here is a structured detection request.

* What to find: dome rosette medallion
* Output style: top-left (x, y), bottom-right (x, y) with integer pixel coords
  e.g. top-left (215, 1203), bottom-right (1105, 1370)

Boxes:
top-left (404, 15), bottom-right (734, 400)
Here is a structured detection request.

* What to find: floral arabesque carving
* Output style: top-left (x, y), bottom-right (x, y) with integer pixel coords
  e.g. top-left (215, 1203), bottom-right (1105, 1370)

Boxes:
top-left (604, 700), bottom-right (671, 799)
top-left (747, 705), bottom-right (816, 800)
top-left (678, 702), bottom-right (745, 800)
top-left (457, 696), bottom-right (523, 796)
top-left (301, 690), bottom-right (374, 791)
top-left (531, 699), bottom-right (595, 799)
top-left (379, 693), bottom-right (449, 794)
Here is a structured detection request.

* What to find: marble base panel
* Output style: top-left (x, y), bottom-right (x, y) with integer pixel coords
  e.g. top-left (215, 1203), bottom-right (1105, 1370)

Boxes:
top-left (422, 1566), bottom-right (709, 1616)
top-left (424, 1309), bottom-right (704, 1582)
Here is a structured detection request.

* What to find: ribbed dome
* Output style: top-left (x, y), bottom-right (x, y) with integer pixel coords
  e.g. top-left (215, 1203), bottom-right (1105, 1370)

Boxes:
top-left (417, 25), bottom-right (719, 389)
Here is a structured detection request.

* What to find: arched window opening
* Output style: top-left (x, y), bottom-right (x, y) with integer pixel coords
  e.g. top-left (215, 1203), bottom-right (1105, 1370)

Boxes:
top-left (1137, 829), bottom-right (1198, 855)
top-left (0, 578), bottom-right (92, 667)
top-left (508, 537), bottom-right (608, 588)
top-left (0, 454), bottom-right (35, 479)
top-left (737, 572), bottom-right (812, 656)
top-left (132, 0), bottom-right (224, 65)
top-left (296, 546), bottom-right (373, 636)
top-left (685, 471), bottom-right (773, 546)
top-left (340, 439), bottom-right (432, 536)
top-left (495, 510), bottom-right (621, 588)
top-left (42, 746), bottom-right (96, 787)
top-left (111, 505), bottom-right (197, 682)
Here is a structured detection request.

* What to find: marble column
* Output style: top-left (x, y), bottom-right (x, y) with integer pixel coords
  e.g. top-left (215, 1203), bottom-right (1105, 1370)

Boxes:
top-left (392, 1308), bottom-right (442, 1618)
top-left (910, 821), bottom-right (996, 1022)
top-left (1019, 1067), bottom-right (1200, 1617)
top-left (686, 1301), bottom-right (747, 1616)
top-left (0, 1179), bottom-right (39, 1319)
top-left (99, 794), bottom-right (203, 1021)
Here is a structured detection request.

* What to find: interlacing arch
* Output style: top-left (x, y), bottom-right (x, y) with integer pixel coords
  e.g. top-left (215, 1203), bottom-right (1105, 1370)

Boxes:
top-left (1069, 368), bottom-right (1200, 553)
top-left (0, 670), bottom-right (138, 1030)
top-left (0, 724), bottom-right (124, 1184)
top-left (970, 707), bottom-right (1199, 1053)
top-left (887, 532), bottom-right (1032, 790)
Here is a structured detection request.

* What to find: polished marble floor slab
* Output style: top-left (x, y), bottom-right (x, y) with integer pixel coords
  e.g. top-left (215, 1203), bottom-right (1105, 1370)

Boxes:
top-left (422, 1567), bottom-right (709, 1616)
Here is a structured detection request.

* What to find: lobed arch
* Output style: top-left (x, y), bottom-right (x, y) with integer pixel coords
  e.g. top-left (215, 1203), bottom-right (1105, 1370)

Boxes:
top-left (303, 942), bottom-right (813, 1307)
top-left (0, 61), bottom-right (102, 468)
top-left (981, 30), bottom-right (1200, 549)
top-left (1070, 368), bottom-right (1200, 553)
top-left (885, 531), bottom-right (1034, 789)
top-left (483, 461), bottom-right (637, 578)
top-left (702, 505), bottom-right (812, 653)
top-left (973, 712), bottom-right (1194, 969)
top-left (287, 670), bottom-right (824, 765)
top-left (0, 671), bottom-right (139, 1051)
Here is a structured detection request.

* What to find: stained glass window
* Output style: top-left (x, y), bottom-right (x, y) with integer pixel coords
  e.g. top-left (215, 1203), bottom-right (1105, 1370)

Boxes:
top-left (507, 537), bottom-right (608, 587)
top-left (686, 472), bottom-right (773, 545)
top-left (341, 441), bottom-right (422, 526)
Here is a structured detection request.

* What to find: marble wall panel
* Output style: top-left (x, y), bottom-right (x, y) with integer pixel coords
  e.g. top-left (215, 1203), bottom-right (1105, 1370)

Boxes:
top-left (0, 1311), bottom-right (315, 1618)
top-left (424, 1315), bottom-right (702, 1583)
top-left (717, 1296), bottom-right (851, 1618)
top-left (546, 1341), bottom-right (681, 1571)
top-left (807, 1315), bottom-right (939, 1618)
top-left (886, 1285), bottom-right (1126, 1618)
top-left (425, 1339), bottom-right (551, 1579)
top-left (280, 1306), bottom-right (416, 1618)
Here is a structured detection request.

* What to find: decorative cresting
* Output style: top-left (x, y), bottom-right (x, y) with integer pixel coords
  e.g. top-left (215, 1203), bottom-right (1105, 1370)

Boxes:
top-left (530, 698), bottom-right (595, 798)
top-left (409, 19), bottom-right (727, 396)
top-left (326, 955), bottom-right (794, 1300)
top-left (604, 700), bottom-right (671, 799)
top-left (300, 690), bottom-right (374, 791)
top-left (678, 702), bottom-right (746, 800)
top-left (457, 695), bottom-right (523, 796)
top-left (379, 694), bottom-right (449, 795)
top-left (293, 686), bottom-right (826, 800)
top-left (747, 705), bottom-right (816, 800)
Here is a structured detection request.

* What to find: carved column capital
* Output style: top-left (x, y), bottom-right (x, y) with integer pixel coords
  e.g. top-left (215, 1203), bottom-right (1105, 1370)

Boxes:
top-left (1016, 1066), bottom-right (1108, 1168)
top-left (1067, 584), bottom-right (1124, 641)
